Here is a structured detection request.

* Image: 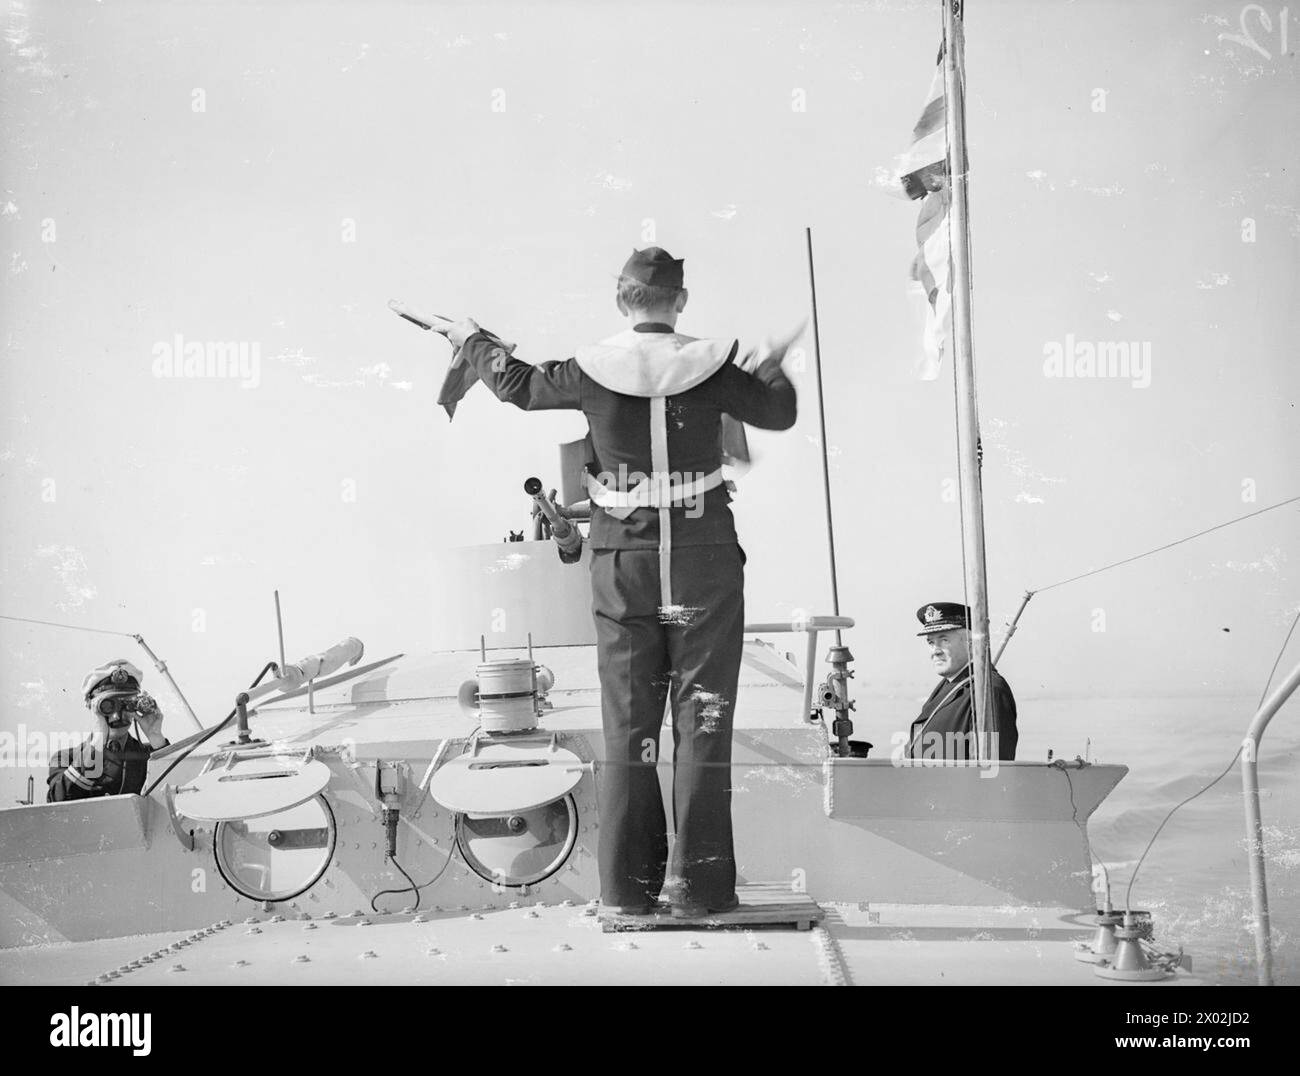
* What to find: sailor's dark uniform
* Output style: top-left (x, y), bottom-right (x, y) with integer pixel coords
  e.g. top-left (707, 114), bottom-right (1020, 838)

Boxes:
top-left (457, 321), bottom-right (796, 908)
top-left (905, 662), bottom-right (1018, 761)
top-left (47, 734), bottom-right (166, 802)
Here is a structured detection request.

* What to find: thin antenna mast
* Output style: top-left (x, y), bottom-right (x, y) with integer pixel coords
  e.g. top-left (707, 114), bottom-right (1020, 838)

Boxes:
top-left (805, 227), bottom-right (843, 649)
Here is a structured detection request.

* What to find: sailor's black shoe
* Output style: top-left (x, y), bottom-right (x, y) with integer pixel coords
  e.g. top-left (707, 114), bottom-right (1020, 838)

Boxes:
top-left (669, 895), bottom-right (741, 919)
top-left (602, 902), bottom-right (656, 916)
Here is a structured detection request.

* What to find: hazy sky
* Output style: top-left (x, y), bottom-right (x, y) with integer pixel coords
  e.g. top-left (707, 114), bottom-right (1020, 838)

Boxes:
top-left (1, 0), bottom-right (1297, 799)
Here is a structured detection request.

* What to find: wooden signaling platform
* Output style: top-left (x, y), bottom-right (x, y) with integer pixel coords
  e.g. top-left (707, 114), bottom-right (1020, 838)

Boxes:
top-left (599, 883), bottom-right (825, 933)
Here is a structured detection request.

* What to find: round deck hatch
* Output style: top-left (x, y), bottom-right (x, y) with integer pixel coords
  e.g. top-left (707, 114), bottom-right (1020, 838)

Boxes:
top-left (214, 795), bottom-right (337, 902)
top-left (456, 795), bottom-right (578, 887)
top-left (173, 753), bottom-right (331, 822)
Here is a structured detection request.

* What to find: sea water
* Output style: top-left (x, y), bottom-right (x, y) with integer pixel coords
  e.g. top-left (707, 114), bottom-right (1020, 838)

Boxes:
top-left (1012, 692), bottom-right (1298, 985)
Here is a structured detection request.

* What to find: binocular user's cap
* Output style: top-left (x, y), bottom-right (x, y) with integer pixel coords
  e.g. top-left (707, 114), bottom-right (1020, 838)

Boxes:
top-left (82, 658), bottom-right (144, 703)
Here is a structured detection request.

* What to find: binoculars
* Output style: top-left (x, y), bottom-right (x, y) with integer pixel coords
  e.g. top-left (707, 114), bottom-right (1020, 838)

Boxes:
top-left (95, 692), bottom-right (158, 718)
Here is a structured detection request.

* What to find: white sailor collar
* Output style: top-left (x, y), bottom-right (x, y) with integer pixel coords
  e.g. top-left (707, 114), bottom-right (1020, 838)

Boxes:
top-left (574, 328), bottom-right (736, 397)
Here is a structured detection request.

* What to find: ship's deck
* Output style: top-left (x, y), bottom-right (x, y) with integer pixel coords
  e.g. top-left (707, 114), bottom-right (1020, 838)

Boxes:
top-left (0, 900), bottom-right (1203, 987)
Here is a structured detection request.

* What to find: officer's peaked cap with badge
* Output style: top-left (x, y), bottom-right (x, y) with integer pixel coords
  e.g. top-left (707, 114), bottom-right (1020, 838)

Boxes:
top-left (916, 602), bottom-right (972, 636)
top-left (620, 246), bottom-right (685, 289)
top-left (81, 658), bottom-right (144, 704)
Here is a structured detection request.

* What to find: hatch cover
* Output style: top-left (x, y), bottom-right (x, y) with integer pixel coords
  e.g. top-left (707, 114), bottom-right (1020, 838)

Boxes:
top-left (172, 750), bottom-right (331, 822)
top-left (429, 738), bottom-right (584, 815)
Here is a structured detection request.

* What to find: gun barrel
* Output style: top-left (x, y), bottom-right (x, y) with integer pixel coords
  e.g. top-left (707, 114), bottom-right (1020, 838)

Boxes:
top-left (524, 477), bottom-right (572, 538)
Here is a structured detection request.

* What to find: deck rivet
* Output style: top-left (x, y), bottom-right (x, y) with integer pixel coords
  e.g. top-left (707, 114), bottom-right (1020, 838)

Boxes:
top-left (684, 940), bottom-right (702, 950)
top-left (426, 947), bottom-right (442, 956)
top-left (753, 941), bottom-right (769, 951)
top-left (616, 941), bottom-right (639, 951)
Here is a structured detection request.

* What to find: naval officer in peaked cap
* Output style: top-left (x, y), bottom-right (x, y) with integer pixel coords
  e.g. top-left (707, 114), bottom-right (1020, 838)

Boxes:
top-left (433, 245), bottom-right (800, 916)
top-left (905, 602), bottom-right (1019, 762)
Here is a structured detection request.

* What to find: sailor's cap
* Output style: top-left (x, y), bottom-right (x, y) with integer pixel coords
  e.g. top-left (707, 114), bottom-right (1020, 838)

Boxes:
top-left (620, 246), bottom-right (684, 289)
top-left (82, 658), bottom-right (143, 703)
top-left (915, 602), bottom-right (971, 636)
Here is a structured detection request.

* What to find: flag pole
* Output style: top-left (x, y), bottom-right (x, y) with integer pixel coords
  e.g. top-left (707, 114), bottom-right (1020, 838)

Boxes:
top-left (942, 0), bottom-right (994, 759)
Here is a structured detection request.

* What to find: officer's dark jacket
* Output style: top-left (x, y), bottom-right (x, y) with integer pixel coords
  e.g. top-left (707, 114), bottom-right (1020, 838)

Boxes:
top-left (905, 663), bottom-right (1018, 761)
top-left (459, 324), bottom-right (797, 550)
top-left (47, 734), bottom-right (166, 802)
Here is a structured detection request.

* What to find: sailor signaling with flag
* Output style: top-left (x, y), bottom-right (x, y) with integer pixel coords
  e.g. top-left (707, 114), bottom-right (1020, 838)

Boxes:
top-left (427, 246), bottom-right (800, 917)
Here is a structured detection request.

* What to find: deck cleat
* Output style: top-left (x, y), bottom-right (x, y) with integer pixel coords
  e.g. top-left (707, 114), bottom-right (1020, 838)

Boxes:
top-left (491, 944), bottom-right (508, 953)
top-left (360, 950), bottom-right (378, 959)
top-left (303, 922), bottom-right (318, 931)
top-left (168, 964), bottom-right (186, 973)
top-left (293, 955), bottom-right (311, 964)
top-left (1094, 912), bottom-right (1173, 982)
top-left (1074, 908), bottom-right (1124, 964)
top-left (554, 943), bottom-right (572, 952)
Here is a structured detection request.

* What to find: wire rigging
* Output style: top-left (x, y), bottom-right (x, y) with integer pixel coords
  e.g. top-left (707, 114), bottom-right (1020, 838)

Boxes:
top-left (0, 613), bottom-right (135, 638)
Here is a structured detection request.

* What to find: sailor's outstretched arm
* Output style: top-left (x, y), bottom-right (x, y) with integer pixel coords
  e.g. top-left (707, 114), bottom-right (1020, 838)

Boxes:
top-left (713, 353), bottom-right (798, 431)
top-left (444, 319), bottom-right (582, 412)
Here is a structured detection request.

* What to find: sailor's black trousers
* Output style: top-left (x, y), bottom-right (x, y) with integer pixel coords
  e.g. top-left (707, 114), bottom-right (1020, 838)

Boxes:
top-left (589, 543), bottom-right (744, 909)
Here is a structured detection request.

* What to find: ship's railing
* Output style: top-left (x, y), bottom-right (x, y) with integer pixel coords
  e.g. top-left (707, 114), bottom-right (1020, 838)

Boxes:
top-left (1242, 658), bottom-right (1300, 986)
top-left (744, 616), bottom-right (854, 722)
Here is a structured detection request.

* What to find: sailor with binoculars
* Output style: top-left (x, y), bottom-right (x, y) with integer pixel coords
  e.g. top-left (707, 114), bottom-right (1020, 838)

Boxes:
top-left (47, 659), bottom-right (169, 801)
top-left (434, 246), bottom-right (800, 918)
